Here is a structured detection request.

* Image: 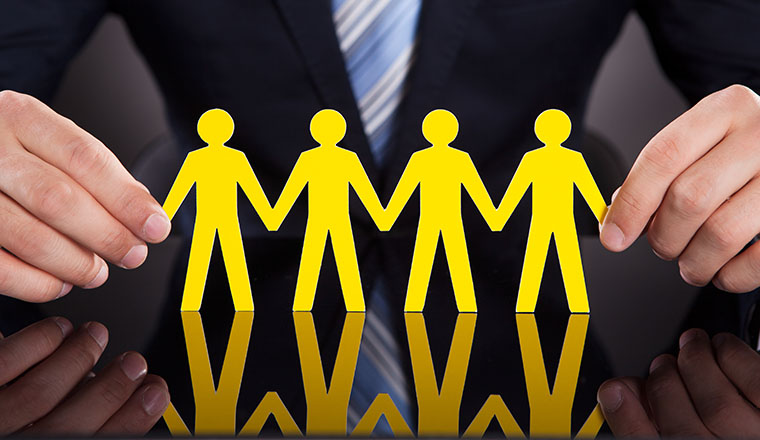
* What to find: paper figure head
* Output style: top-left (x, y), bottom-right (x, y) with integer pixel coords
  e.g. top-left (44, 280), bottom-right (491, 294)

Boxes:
top-left (310, 109), bottom-right (346, 146)
top-left (198, 109), bottom-right (234, 146)
top-left (534, 109), bottom-right (571, 146)
top-left (422, 109), bottom-right (459, 146)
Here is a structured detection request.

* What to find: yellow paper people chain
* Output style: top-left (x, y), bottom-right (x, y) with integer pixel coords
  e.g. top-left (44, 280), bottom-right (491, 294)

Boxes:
top-left (163, 108), bottom-right (608, 313)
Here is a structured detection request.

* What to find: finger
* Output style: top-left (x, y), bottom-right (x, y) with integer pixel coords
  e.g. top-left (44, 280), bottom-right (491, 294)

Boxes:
top-left (677, 328), bottom-right (760, 437)
top-left (0, 191), bottom-right (109, 289)
top-left (645, 354), bottom-right (713, 437)
top-left (0, 317), bottom-right (72, 386)
top-left (646, 130), bottom-right (760, 263)
top-left (97, 374), bottom-right (170, 436)
top-left (713, 235), bottom-right (760, 293)
top-left (712, 332), bottom-right (760, 408)
top-left (0, 149), bottom-right (147, 269)
top-left (0, 322), bottom-right (107, 434)
top-left (597, 377), bottom-right (659, 437)
top-left (24, 352), bottom-right (147, 435)
top-left (0, 91), bottom-right (171, 244)
top-left (601, 85), bottom-right (754, 252)
top-left (677, 177), bottom-right (760, 287)
top-left (0, 248), bottom-right (73, 302)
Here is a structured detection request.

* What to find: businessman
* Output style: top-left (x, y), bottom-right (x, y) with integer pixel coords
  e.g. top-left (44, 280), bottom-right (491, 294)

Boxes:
top-left (1, 0), bottom-right (760, 435)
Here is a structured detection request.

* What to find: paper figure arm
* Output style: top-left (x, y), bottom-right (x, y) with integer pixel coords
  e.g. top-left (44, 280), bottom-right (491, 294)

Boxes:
top-left (269, 155), bottom-right (309, 231)
top-left (379, 155), bottom-right (421, 231)
top-left (461, 154), bottom-right (501, 231)
top-left (573, 153), bottom-right (608, 223)
top-left (494, 155), bottom-right (532, 229)
top-left (348, 153), bottom-right (386, 230)
top-left (163, 155), bottom-right (196, 221)
top-left (238, 156), bottom-right (276, 230)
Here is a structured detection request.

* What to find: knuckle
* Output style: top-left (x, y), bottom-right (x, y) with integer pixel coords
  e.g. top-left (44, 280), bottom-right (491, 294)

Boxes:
top-left (30, 179), bottom-right (75, 219)
top-left (669, 176), bottom-right (713, 218)
top-left (717, 84), bottom-right (758, 109)
top-left (94, 376), bottom-right (131, 407)
top-left (0, 90), bottom-right (31, 116)
top-left (700, 398), bottom-right (738, 432)
top-left (98, 226), bottom-right (134, 259)
top-left (641, 134), bottom-right (683, 175)
top-left (703, 214), bottom-right (742, 252)
top-left (64, 137), bottom-right (111, 178)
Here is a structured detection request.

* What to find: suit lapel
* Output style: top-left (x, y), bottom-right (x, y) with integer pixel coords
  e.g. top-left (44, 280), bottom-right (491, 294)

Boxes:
top-left (382, 0), bottom-right (481, 196)
top-left (273, 0), bottom-right (377, 179)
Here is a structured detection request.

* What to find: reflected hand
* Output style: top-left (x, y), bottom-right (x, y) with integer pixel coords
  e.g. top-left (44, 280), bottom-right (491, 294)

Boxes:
top-left (0, 90), bottom-right (171, 302)
top-left (601, 84), bottom-right (760, 292)
top-left (0, 317), bottom-right (170, 436)
top-left (598, 329), bottom-right (760, 437)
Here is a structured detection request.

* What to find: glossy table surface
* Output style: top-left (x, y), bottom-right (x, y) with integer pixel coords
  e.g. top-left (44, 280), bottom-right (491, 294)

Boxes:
top-left (143, 230), bottom-right (615, 437)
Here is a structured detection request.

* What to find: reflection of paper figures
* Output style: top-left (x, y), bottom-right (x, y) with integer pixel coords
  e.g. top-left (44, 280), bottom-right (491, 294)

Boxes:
top-left (516, 313), bottom-right (604, 438)
top-left (463, 394), bottom-right (525, 438)
top-left (352, 393), bottom-right (413, 437)
top-left (163, 311), bottom-right (253, 435)
top-left (405, 312), bottom-right (477, 436)
top-left (496, 110), bottom-right (608, 313)
top-left (294, 312), bottom-right (364, 435)
top-left (163, 312), bottom-right (301, 436)
top-left (382, 110), bottom-right (500, 313)
top-left (163, 109), bottom-right (276, 311)
top-left (270, 110), bottom-right (386, 312)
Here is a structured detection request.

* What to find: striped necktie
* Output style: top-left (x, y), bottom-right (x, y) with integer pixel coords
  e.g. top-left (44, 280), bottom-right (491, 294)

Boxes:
top-left (332, 0), bottom-right (421, 435)
top-left (332, 0), bottom-right (421, 166)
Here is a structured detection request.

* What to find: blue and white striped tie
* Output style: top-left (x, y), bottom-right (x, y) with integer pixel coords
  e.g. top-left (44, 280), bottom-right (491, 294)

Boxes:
top-left (332, 0), bottom-right (421, 435)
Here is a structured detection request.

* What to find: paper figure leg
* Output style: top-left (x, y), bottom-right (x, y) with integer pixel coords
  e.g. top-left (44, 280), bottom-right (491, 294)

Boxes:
top-left (404, 227), bottom-right (441, 312)
top-left (218, 223), bottom-right (254, 311)
top-left (181, 223), bottom-right (217, 311)
top-left (515, 226), bottom-right (552, 313)
top-left (330, 227), bottom-right (365, 312)
top-left (293, 225), bottom-right (329, 311)
top-left (441, 225), bottom-right (477, 312)
top-left (554, 227), bottom-right (589, 313)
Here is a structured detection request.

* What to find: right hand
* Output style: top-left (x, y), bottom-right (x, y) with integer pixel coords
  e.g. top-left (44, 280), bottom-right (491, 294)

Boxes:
top-left (0, 90), bottom-right (171, 302)
top-left (0, 317), bottom-right (170, 436)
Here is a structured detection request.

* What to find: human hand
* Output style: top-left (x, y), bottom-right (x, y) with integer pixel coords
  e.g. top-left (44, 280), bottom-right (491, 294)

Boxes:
top-left (600, 84), bottom-right (760, 292)
top-left (598, 329), bottom-right (760, 437)
top-left (0, 317), bottom-right (170, 436)
top-left (0, 90), bottom-right (171, 302)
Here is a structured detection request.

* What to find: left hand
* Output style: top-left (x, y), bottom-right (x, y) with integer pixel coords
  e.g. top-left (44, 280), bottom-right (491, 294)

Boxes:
top-left (598, 329), bottom-right (760, 437)
top-left (601, 84), bottom-right (760, 292)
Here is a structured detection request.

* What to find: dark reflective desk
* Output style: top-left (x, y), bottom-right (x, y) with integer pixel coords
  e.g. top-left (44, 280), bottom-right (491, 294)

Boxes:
top-left (144, 228), bottom-right (614, 438)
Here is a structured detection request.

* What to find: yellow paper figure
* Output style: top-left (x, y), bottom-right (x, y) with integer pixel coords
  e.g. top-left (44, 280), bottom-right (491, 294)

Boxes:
top-left (496, 110), bottom-right (608, 313)
top-left (516, 313), bottom-right (604, 438)
top-left (164, 109), bottom-right (276, 311)
top-left (381, 110), bottom-right (500, 313)
top-left (270, 110), bottom-right (386, 312)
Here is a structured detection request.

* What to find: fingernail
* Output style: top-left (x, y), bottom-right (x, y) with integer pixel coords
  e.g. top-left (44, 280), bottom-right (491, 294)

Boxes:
top-left (120, 245), bottom-right (148, 269)
top-left (652, 248), bottom-right (670, 261)
top-left (679, 329), bottom-right (700, 349)
top-left (56, 283), bottom-right (73, 299)
top-left (142, 386), bottom-right (169, 416)
top-left (86, 322), bottom-right (108, 349)
top-left (142, 212), bottom-right (171, 242)
top-left (120, 352), bottom-right (147, 381)
top-left (601, 222), bottom-right (625, 251)
top-left (84, 262), bottom-right (109, 289)
top-left (713, 333), bottom-right (729, 348)
top-left (649, 355), bottom-right (669, 373)
top-left (53, 317), bottom-right (73, 337)
top-left (611, 187), bottom-right (621, 203)
top-left (598, 383), bottom-right (623, 412)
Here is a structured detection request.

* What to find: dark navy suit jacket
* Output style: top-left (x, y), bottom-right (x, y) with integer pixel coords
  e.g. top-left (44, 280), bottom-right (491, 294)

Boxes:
top-left (0, 0), bottom-right (759, 343)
